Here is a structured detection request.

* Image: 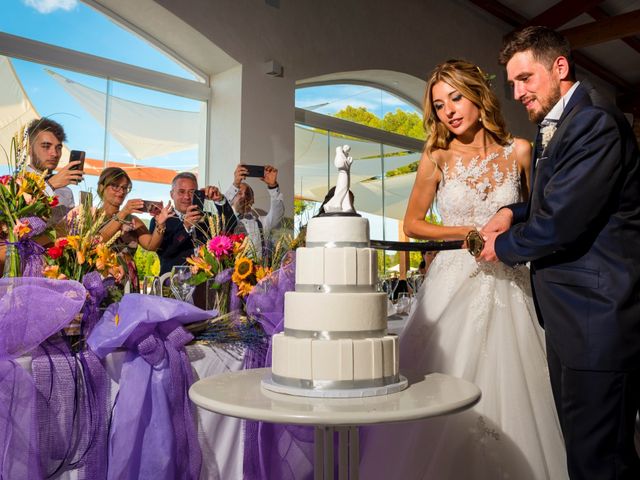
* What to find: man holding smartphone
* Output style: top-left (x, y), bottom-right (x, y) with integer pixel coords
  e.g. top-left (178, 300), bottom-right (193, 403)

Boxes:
top-left (150, 172), bottom-right (237, 275)
top-left (225, 164), bottom-right (284, 259)
top-left (26, 118), bottom-right (83, 225)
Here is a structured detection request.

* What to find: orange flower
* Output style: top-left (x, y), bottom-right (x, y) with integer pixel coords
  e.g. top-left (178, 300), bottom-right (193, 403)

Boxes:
top-left (236, 280), bottom-right (254, 297)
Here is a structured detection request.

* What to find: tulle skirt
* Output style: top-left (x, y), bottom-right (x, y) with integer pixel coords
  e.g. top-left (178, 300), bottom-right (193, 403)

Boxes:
top-left (360, 250), bottom-right (568, 480)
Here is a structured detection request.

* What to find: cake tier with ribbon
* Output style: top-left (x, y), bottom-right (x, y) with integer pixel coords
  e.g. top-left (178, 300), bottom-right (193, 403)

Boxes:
top-left (268, 215), bottom-right (401, 395)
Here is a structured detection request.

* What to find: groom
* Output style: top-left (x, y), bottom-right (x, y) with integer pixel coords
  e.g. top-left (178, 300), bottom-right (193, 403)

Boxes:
top-left (479, 26), bottom-right (640, 479)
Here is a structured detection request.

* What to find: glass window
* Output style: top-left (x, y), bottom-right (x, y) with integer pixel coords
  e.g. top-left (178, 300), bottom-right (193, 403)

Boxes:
top-left (296, 84), bottom-right (425, 140)
top-left (0, 56), bottom-right (206, 212)
top-left (1, 0), bottom-right (200, 81)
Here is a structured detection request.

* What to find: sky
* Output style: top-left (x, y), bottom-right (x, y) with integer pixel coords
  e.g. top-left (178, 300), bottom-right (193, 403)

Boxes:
top-left (1, 0), bottom-right (413, 241)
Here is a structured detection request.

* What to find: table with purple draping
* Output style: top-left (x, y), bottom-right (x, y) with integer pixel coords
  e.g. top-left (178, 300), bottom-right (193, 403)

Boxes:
top-left (16, 343), bottom-right (246, 480)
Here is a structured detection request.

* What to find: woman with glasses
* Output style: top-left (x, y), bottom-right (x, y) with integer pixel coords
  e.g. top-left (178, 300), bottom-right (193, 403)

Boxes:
top-left (97, 167), bottom-right (173, 291)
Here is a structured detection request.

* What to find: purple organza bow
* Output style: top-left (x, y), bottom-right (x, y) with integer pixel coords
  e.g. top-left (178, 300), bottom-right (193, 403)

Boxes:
top-left (242, 256), bottom-right (314, 480)
top-left (0, 278), bottom-right (86, 479)
top-left (87, 294), bottom-right (216, 480)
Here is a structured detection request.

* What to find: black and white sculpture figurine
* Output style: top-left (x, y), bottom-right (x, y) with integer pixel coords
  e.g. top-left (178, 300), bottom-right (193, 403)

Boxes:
top-left (323, 145), bottom-right (355, 214)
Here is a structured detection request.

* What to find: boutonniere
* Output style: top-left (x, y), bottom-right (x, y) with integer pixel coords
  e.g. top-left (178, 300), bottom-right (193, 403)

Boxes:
top-left (540, 123), bottom-right (557, 150)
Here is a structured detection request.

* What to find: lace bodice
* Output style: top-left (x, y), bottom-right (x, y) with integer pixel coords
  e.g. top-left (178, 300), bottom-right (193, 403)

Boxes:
top-left (436, 142), bottom-right (520, 227)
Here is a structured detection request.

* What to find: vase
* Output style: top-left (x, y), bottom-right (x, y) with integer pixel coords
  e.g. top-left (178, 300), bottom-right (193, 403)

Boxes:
top-left (205, 278), bottom-right (229, 313)
top-left (2, 233), bottom-right (21, 278)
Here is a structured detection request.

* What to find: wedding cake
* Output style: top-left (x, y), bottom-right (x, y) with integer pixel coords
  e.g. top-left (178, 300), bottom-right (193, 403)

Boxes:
top-left (263, 146), bottom-right (406, 398)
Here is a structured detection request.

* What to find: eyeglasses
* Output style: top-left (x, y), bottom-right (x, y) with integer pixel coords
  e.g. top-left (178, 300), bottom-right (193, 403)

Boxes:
top-left (173, 189), bottom-right (196, 197)
top-left (108, 183), bottom-right (132, 193)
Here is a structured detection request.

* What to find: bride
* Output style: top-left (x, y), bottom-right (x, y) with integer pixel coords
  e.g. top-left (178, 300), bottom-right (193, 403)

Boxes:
top-left (360, 59), bottom-right (568, 479)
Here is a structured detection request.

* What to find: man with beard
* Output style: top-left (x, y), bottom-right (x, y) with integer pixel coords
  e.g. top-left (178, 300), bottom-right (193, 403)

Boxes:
top-left (27, 118), bottom-right (83, 223)
top-left (479, 26), bottom-right (640, 479)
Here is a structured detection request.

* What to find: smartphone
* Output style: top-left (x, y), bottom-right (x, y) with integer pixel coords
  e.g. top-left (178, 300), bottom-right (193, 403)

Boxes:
top-left (192, 189), bottom-right (206, 213)
top-left (243, 164), bottom-right (264, 178)
top-left (142, 200), bottom-right (163, 215)
top-left (69, 150), bottom-right (85, 171)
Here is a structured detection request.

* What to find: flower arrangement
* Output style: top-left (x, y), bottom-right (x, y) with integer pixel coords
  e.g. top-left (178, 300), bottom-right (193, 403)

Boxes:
top-left (0, 127), bottom-right (57, 276)
top-left (187, 215), bottom-right (293, 312)
top-left (42, 202), bottom-right (123, 282)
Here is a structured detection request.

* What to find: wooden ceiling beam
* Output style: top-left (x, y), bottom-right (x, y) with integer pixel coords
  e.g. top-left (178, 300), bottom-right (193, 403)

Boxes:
top-left (588, 6), bottom-right (640, 55)
top-left (572, 51), bottom-right (631, 89)
top-left (525, 0), bottom-right (605, 29)
top-left (468, 0), bottom-right (524, 27)
top-left (559, 10), bottom-right (640, 48)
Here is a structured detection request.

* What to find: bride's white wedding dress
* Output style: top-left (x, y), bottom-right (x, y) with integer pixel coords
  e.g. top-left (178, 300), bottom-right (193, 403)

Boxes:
top-left (360, 143), bottom-right (568, 480)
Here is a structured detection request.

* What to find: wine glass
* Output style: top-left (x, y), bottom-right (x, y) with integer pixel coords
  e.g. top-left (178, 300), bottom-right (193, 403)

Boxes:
top-left (396, 292), bottom-right (411, 315)
top-left (142, 275), bottom-right (161, 296)
top-left (170, 266), bottom-right (196, 304)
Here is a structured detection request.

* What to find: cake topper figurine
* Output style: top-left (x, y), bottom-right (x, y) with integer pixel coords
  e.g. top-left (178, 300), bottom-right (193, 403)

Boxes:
top-left (323, 145), bottom-right (355, 214)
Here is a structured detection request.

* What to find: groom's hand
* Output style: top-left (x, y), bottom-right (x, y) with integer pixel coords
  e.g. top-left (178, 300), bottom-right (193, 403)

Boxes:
top-left (477, 231), bottom-right (500, 262)
top-left (481, 208), bottom-right (513, 235)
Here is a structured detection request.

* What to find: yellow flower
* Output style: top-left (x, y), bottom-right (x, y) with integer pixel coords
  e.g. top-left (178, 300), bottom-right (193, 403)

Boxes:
top-left (236, 280), bottom-right (254, 297)
top-left (187, 255), bottom-right (212, 273)
top-left (255, 265), bottom-right (271, 282)
top-left (233, 257), bottom-right (253, 281)
top-left (25, 171), bottom-right (45, 190)
top-left (43, 265), bottom-right (66, 280)
top-left (66, 235), bottom-right (81, 250)
top-left (95, 243), bottom-right (115, 271)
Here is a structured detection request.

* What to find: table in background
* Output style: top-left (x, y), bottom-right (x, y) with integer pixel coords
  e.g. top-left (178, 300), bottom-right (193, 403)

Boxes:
top-left (190, 368), bottom-right (481, 480)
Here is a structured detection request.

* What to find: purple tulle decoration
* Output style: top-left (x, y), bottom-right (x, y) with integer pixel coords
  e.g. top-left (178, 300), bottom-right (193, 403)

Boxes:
top-left (33, 336), bottom-right (110, 480)
top-left (214, 267), bottom-right (233, 284)
top-left (81, 271), bottom-right (107, 337)
top-left (87, 294), bottom-right (216, 480)
top-left (0, 278), bottom-right (86, 479)
top-left (242, 257), bottom-right (315, 480)
top-left (19, 216), bottom-right (47, 276)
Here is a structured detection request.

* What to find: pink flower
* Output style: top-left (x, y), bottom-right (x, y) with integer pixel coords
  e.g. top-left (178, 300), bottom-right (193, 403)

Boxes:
top-left (207, 235), bottom-right (233, 258)
top-left (0, 175), bottom-right (11, 185)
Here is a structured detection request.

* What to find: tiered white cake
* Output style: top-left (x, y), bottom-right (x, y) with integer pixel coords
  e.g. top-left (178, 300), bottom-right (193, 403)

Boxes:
top-left (266, 215), bottom-right (405, 397)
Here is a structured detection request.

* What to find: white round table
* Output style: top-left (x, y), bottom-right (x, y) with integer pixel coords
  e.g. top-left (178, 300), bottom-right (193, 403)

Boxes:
top-left (189, 368), bottom-right (481, 480)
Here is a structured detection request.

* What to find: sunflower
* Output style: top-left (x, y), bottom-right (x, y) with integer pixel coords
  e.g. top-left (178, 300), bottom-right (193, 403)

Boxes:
top-left (233, 257), bottom-right (253, 281)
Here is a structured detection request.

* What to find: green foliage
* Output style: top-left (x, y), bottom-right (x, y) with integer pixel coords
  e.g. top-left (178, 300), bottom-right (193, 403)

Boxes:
top-left (294, 198), bottom-right (313, 216)
top-left (381, 109), bottom-right (426, 140)
top-left (386, 161), bottom-right (419, 177)
top-left (134, 247), bottom-right (160, 279)
top-left (335, 106), bottom-right (382, 129)
top-left (334, 106), bottom-right (425, 141)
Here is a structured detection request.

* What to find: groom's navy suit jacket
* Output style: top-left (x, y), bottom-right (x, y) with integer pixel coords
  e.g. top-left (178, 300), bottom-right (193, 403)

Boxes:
top-left (496, 82), bottom-right (640, 371)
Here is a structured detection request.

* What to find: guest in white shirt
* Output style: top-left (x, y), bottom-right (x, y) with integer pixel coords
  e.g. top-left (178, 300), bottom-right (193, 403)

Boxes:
top-left (26, 118), bottom-right (83, 224)
top-left (226, 164), bottom-right (284, 259)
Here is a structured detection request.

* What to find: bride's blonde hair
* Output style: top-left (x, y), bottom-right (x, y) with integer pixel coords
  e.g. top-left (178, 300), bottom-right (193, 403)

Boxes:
top-left (423, 59), bottom-right (511, 154)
